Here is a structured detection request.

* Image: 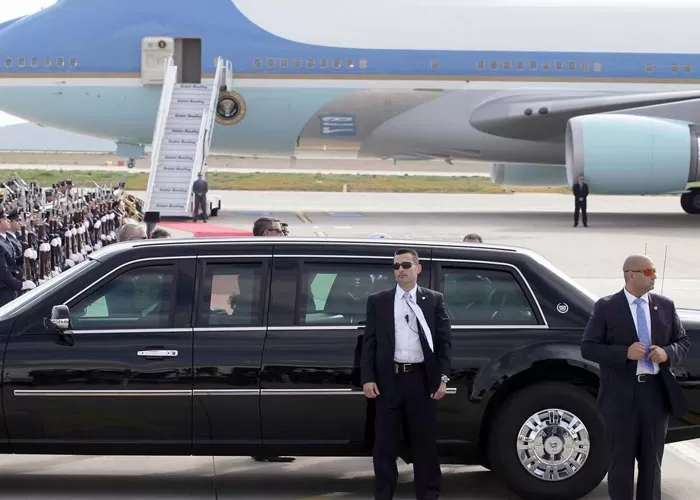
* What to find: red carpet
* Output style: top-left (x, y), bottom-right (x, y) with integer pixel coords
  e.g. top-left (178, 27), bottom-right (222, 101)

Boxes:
top-left (157, 221), bottom-right (252, 238)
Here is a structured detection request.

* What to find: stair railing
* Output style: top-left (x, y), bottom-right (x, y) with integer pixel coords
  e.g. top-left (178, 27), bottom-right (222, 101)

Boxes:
top-left (144, 56), bottom-right (177, 213)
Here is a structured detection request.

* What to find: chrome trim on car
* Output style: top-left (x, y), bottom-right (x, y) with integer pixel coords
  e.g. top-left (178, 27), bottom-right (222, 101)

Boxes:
top-left (194, 327), bottom-right (267, 332)
top-left (194, 389), bottom-right (259, 396)
top-left (67, 328), bottom-right (192, 335)
top-left (14, 389), bottom-right (192, 397)
top-left (259, 388), bottom-right (457, 396)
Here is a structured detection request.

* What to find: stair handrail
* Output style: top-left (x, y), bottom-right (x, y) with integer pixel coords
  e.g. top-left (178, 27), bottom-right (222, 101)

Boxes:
top-left (144, 56), bottom-right (177, 213)
top-left (186, 56), bottom-right (226, 211)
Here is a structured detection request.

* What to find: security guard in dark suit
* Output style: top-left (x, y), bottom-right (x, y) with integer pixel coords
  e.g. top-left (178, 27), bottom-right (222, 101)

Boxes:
top-left (0, 210), bottom-right (23, 306)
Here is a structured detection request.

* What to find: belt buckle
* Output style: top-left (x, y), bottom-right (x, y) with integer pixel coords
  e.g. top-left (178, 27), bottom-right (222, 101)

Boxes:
top-left (637, 374), bottom-right (646, 383)
top-left (403, 363), bottom-right (411, 373)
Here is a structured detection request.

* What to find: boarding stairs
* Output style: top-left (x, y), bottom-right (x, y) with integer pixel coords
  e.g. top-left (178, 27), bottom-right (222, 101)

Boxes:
top-left (144, 57), bottom-right (233, 218)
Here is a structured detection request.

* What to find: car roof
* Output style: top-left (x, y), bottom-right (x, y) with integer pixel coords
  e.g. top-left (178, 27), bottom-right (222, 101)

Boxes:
top-left (88, 236), bottom-right (537, 261)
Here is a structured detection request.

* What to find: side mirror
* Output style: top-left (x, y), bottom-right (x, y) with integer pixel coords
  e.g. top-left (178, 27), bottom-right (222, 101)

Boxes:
top-left (48, 305), bottom-right (70, 331)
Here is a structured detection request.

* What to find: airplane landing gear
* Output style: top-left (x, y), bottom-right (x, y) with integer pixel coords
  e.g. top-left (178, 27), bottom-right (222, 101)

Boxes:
top-left (680, 188), bottom-right (700, 214)
top-left (127, 158), bottom-right (136, 169)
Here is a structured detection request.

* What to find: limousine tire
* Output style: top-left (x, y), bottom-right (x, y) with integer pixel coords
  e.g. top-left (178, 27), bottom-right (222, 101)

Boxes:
top-left (487, 382), bottom-right (608, 500)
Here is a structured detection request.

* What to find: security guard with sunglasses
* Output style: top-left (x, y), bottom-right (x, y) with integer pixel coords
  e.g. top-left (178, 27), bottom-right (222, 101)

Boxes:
top-left (582, 254), bottom-right (690, 500)
top-left (361, 247), bottom-right (452, 500)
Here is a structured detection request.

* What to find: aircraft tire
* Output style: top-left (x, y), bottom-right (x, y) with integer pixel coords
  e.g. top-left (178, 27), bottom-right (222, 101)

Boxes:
top-left (680, 189), bottom-right (700, 214)
top-left (487, 382), bottom-right (607, 500)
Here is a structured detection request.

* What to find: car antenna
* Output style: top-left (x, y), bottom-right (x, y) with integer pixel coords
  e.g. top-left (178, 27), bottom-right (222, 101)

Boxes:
top-left (660, 244), bottom-right (669, 295)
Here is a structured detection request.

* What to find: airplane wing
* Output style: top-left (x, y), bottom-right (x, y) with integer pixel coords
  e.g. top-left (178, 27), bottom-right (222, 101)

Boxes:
top-left (469, 90), bottom-right (700, 141)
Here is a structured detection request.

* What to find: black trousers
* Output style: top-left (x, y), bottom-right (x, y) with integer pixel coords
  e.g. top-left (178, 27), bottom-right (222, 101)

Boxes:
top-left (604, 376), bottom-right (669, 500)
top-left (373, 368), bottom-right (441, 500)
top-left (574, 198), bottom-right (588, 226)
top-left (193, 196), bottom-right (207, 221)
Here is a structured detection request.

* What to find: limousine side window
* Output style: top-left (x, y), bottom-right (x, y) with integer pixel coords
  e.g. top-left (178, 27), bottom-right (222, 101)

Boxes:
top-left (70, 264), bottom-right (176, 330)
top-left (440, 266), bottom-right (538, 325)
top-left (197, 263), bottom-right (263, 327)
top-left (301, 263), bottom-right (392, 325)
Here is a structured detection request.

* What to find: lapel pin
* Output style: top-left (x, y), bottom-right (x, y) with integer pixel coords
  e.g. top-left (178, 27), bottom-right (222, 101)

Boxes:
top-left (653, 305), bottom-right (658, 311)
top-left (421, 296), bottom-right (426, 300)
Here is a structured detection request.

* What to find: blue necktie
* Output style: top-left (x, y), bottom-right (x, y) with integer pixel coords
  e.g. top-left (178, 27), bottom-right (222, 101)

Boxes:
top-left (634, 298), bottom-right (655, 372)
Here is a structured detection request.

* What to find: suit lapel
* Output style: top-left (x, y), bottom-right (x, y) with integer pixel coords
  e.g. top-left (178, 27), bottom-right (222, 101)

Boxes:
top-left (416, 286), bottom-right (429, 323)
top-left (617, 289), bottom-right (639, 342)
top-left (648, 294), bottom-right (662, 346)
top-left (385, 289), bottom-right (396, 352)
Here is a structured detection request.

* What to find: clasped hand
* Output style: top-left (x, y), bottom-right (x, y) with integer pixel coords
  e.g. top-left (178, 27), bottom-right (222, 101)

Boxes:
top-left (627, 341), bottom-right (668, 363)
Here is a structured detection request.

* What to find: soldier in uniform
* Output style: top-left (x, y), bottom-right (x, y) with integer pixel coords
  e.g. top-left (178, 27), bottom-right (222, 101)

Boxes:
top-left (0, 210), bottom-right (23, 306)
top-left (6, 209), bottom-right (24, 280)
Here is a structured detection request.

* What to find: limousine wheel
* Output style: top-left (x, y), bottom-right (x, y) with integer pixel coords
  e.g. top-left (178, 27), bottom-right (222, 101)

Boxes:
top-left (487, 382), bottom-right (607, 500)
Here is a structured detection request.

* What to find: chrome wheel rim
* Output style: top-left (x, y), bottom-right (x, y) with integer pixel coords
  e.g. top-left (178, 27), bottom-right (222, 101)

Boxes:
top-left (516, 408), bottom-right (590, 481)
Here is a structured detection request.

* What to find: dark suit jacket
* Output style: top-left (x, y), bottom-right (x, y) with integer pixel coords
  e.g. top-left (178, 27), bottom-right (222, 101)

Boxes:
top-left (573, 182), bottom-right (589, 199)
top-left (361, 286), bottom-right (452, 394)
top-left (581, 290), bottom-right (690, 418)
top-left (0, 237), bottom-right (22, 293)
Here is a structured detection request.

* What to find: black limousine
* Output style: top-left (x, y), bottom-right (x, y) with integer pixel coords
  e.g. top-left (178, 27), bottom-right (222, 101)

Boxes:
top-left (0, 237), bottom-right (698, 500)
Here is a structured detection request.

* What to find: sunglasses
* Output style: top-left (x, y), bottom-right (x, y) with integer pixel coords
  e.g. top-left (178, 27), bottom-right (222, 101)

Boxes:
top-left (627, 268), bottom-right (656, 277)
top-left (392, 262), bottom-right (414, 270)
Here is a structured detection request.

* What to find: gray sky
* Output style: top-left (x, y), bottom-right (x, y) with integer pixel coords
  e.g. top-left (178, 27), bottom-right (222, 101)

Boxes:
top-left (0, 1), bottom-right (57, 127)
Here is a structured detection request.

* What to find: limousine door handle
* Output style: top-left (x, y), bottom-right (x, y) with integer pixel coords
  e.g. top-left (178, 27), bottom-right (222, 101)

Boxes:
top-left (137, 350), bottom-right (179, 358)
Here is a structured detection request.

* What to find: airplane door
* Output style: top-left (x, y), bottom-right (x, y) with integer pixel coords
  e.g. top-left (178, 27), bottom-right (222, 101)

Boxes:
top-left (175, 38), bottom-right (202, 84)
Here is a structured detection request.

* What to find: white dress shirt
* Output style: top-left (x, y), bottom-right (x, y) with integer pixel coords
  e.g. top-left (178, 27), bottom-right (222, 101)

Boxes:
top-left (393, 284), bottom-right (424, 363)
top-left (623, 288), bottom-right (659, 375)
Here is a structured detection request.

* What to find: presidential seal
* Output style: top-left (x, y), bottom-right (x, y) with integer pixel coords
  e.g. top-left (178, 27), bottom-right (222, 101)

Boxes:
top-left (215, 91), bottom-right (246, 125)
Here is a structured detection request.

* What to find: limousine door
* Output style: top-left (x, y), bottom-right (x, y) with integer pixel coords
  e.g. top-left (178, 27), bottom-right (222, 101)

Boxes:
top-left (260, 253), bottom-right (430, 455)
top-left (191, 254), bottom-right (271, 455)
top-left (2, 257), bottom-right (196, 455)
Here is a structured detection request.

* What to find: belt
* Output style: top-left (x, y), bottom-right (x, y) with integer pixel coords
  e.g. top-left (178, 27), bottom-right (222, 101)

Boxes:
top-left (637, 374), bottom-right (658, 383)
top-left (394, 362), bottom-right (424, 374)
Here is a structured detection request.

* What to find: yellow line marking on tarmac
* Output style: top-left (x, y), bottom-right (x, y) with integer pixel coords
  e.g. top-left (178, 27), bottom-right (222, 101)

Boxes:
top-left (314, 230), bottom-right (328, 237)
top-left (296, 211), bottom-right (312, 224)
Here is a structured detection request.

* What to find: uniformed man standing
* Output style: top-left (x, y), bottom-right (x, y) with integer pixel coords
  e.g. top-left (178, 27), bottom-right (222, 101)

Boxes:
top-left (192, 173), bottom-right (209, 223)
top-left (0, 210), bottom-right (23, 306)
top-left (6, 210), bottom-right (24, 280)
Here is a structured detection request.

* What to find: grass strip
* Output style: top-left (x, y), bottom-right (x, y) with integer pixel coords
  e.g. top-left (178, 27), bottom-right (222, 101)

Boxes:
top-left (0, 169), bottom-right (571, 194)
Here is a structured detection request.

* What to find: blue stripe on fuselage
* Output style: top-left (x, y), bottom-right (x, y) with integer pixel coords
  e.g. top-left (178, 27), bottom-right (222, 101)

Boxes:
top-left (0, 0), bottom-right (699, 81)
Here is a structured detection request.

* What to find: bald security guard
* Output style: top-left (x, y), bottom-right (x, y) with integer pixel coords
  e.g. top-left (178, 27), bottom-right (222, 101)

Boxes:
top-left (581, 254), bottom-right (690, 500)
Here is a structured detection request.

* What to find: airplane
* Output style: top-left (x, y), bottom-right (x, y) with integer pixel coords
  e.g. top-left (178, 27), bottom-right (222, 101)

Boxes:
top-left (2, 0), bottom-right (700, 213)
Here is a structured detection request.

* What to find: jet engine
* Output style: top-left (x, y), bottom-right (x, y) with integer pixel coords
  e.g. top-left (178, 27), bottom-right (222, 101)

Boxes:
top-left (490, 163), bottom-right (568, 187)
top-left (565, 114), bottom-right (700, 194)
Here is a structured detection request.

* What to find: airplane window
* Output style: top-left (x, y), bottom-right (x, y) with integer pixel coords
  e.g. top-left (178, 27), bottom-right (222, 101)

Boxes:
top-left (31, 57), bottom-right (39, 68)
top-left (568, 61), bottom-right (576, 71)
top-left (477, 60), bottom-right (486, 70)
top-left (267, 58), bottom-right (275, 68)
top-left (44, 57), bottom-right (51, 68)
top-left (280, 58), bottom-right (288, 68)
top-left (593, 62), bottom-right (602, 72)
top-left (320, 58), bottom-right (328, 69)
top-left (646, 62), bottom-right (654, 73)
top-left (70, 57), bottom-right (78, 69)
top-left (254, 58), bottom-right (261, 68)
top-left (555, 61), bottom-right (563, 71)
top-left (359, 59), bottom-right (368, 70)
top-left (542, 61), bottom-right (551, 72)
top-left (529, 61), bottom-right (537, 71)
top-left (307, 58), bottom-right (315, 68)
top-left (685, 64), bottom-right (692, 73)
top-left (56, 57), bottom-right (65, 68)
top-left (503, 60), bottom-right (511, 70)
top-left (491, 60), bottom-right (498, 70)
top-left (3, 58), bottom-right (11, 68)
top-left (347, 59), bottom-right (355, 69)
top-left (295, 59), bottom-right (302, 68)
top-left (672, 63), bottom-right (679, 73)
top-left (430, 60), bottom-right (438, 69)
top-left (18, 57), bottom-right (25, 68)
top-left (333, 58), bottom-right (341, 69)
top-left (581, 62), bottom-right (589, 72)
top-left (516, 61), bottom-right (524, 71)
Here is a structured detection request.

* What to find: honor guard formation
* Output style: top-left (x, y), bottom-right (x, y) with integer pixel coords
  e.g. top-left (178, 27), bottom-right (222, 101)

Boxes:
top-left (0, 175), bottom-right (144, 306)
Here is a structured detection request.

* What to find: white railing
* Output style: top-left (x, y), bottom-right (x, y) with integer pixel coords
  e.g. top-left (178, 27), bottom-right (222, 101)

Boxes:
top-left (185, 57), bottom-right (227, 210)
top-left (144, 56), bottom-right (178, 213)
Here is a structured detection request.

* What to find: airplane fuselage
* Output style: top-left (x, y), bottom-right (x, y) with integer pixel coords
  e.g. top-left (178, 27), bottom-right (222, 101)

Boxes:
top-left (2, 0), bottom-right (700, 166)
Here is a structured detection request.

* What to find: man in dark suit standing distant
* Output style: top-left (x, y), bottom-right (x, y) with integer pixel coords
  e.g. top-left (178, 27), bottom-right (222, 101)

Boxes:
top-left (581, 254), bottom-right (690, 500)
top-left (361, 248), bottom-right (452, 500)
top-left (573, 175), bottom-right (589, 227)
